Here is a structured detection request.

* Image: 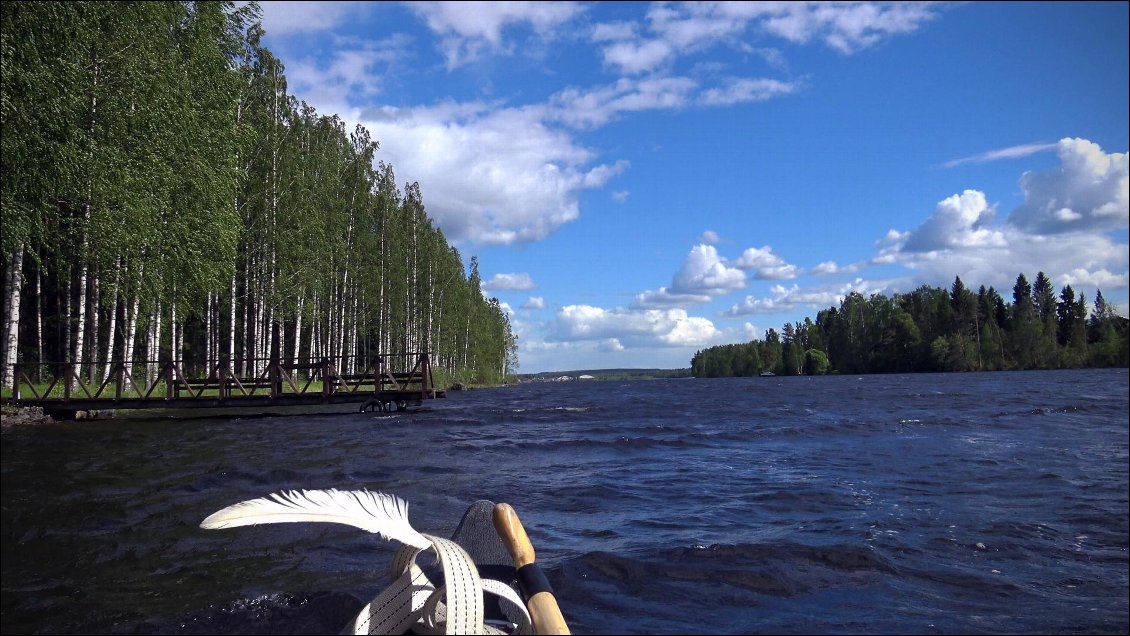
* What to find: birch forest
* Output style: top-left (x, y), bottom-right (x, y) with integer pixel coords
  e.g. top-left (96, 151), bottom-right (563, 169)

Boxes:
top-left (1, 1), bottom-right (518, 390)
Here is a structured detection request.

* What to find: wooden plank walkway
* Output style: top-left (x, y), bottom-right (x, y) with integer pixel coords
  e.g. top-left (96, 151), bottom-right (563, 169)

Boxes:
top-left (4, 353), bottom-right (445, 419)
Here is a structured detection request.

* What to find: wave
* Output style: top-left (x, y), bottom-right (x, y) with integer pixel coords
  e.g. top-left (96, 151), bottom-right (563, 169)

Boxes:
top-left (165, 591), bottom-right (362, 635)
top-left (560, 541), bottom-right (898, 599)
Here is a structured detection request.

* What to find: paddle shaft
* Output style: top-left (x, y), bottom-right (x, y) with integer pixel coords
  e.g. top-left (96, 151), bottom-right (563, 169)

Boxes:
top-left (493, 503), bottom-right (571, 635)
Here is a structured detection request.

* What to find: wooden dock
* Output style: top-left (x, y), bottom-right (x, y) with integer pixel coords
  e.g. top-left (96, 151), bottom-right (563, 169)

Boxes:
top-left (4, 353), bottom-right (445, 419)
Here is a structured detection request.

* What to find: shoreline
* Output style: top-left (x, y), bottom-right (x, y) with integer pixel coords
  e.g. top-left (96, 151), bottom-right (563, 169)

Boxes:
top-left (0, 405), bottom-right (56, 430)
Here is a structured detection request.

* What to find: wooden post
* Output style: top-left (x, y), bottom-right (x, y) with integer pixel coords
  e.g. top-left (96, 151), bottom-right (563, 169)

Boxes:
top-left (63, 363), bottom-right (73, 401)
top-left (219, 359), bottom-right (229, 400)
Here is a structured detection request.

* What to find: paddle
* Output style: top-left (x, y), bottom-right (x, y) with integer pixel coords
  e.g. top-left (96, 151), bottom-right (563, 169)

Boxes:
top-left (492, 503), bottom-right (571, 635)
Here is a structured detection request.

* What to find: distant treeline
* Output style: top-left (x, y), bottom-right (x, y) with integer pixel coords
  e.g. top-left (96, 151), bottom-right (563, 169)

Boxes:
top-left (692, 273), bottom-right (1129, 377)
top-left (519, 368), bottom-right (693, 382)
top-left (1, 1), bottom-right (516, 389)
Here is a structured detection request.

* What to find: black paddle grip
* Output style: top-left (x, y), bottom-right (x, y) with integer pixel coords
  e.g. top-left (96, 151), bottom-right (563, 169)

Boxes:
top-left (516, 563), bottom-right (554, 598)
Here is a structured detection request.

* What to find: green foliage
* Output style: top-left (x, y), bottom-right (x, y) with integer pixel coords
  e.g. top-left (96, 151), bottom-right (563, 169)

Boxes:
top-left (803, 349), bottom-right (829, 375)
top-left (1, 1), bottom-right (515, 385)
top-left (692, 273), bottom-right (1129, 377)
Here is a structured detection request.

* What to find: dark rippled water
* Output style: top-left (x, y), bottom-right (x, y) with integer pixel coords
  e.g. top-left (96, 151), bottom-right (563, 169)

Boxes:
top-left (2, 369), bottom-right (1127, 635)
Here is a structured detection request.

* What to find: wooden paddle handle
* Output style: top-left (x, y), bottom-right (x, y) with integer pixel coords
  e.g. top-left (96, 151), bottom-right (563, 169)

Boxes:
top-left (493, 503), bottom-right (571, 635)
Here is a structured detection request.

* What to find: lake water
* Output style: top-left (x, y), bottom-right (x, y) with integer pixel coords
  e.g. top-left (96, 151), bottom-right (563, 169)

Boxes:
top-left (2, 369), bottom-right (1127, 634)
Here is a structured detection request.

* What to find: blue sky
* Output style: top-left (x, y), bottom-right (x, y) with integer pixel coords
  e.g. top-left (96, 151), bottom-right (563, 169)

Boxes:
top-left (257, 1), bottom-right (1129, 374)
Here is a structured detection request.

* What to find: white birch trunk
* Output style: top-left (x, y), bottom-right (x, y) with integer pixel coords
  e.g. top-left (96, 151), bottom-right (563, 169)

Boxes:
top-left (101, 261), bottom-right (120, 382)
top-left (74, 246), bottom-right (88, 375)
top-left (378, 212), bottom-right (386, 358)
top-left (63, 264), bottom-right (72, 363)
top-left (147, 300), bottom-right (161, 385)
top-left (123, 286), bottom-right (141, 390)
top-left (338, 270), bottom-right (349, 365)
top-left (255, 260), bottom-right (265, 375)
top-left (36, 262), bottom-right (44, 379)
top-left (2, 249), bottom-right (11, 378)
top-left (410, 211), bottom-right (418, 354)
top-left (241, 254), bottom-right (251, 375)
top-left (308, 310), bottom-right (317, 365)
top-left (311, 295), bottom-right (320, 362)
top-left (74, 59), bottom-right (98, 380)
top-left (428, 269), bottom-right (436, 355)
top-left (266, 249), bottom-right (275, 362)
top-left (349, 282), bottom-right (358, 374)
top-left (88, 272), bottom-right (100, 383)
top-left (292, 296), bottom-right (303, 367)
top-left (205, 292), bottom-right (213, 375)
top-left (171, 295), bottom-right (181, 367)
top-left (2, 242), bottom-right (25, 388)
top-left (229, 272), bottom-right (236, 375)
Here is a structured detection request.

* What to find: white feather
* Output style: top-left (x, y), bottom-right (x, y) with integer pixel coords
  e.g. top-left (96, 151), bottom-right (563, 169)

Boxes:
top-left (200, 488), bottom-right (432, 549)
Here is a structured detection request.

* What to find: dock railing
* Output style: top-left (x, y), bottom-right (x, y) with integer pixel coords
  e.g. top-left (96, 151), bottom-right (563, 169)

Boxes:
top-left (4, 352), bottom-right (441, 410)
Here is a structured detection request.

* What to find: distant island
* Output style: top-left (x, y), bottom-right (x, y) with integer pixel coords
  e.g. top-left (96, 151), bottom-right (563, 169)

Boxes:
top-left (691, 273), bottom-right (1128, 378)
top-left (517, 368), bottom-right (692, 382)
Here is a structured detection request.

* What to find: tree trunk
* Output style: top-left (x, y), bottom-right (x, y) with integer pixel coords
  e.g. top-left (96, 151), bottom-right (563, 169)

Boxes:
top-left (123, 289), bottom-right (141, 390)
top-left (265, 248), bottom-right (275, 367)
top-left (171, 294), bottom-right (180, 366)
top-left (35, 261), bottom-right (44, 381)
top-left (205, 291), bottom-right (213, 376)
top-left (228, 271), bottom-right (237, 375)
top-left (241, 253), bottom-right (251, 375)
top-left (101, 260), bottom-right (120, 382)
top-left (63, 262), bottom-right (73, 363)
top-left (2, 242), bottom-right (25, 388)
top-left (338, 269), bottom-right (349, 366)
top-left (75, 56), bottom-right (98, 380)
top-left (309, 291), bottom-right (319, 362)
top-left (74, 239), bottom-right (89, 376)
top-left (378, 211), bottom-right (386, 359)
top-left (147, 300), bottom-right (161, 385)
top-left (292, 296), bottom-right (303, 367)
top-left (88, 271), bottom-right (100, 383)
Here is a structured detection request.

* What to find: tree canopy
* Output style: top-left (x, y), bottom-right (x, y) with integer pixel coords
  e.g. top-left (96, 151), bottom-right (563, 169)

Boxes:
top-left (1, 1), bottom-right (516, 388)
top-left (692, 273), bottom-right (1128, 377)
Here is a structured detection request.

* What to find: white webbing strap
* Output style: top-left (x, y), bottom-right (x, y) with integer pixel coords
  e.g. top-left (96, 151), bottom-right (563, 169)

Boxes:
top-left (347, 562), bottom-right (432, 635)
top-left (347, 534), bottom-right (531, 635)
top-left (482, 578), bottom-right (534, 635)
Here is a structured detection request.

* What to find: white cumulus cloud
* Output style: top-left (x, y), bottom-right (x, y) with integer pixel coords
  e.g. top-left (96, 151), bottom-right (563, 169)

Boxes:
top-left (553, 305), bottom-right (719, 348)
top-left (591, 1), bottom-right (942, 75)
top-left (406, 1), bottom-right (586, 68)
top-left (259, 1), bottom-right (368, 36)
top-left (733, 246), bottom-right (800, 279)
top-left (1006, 138), bottom-right (1129, 234)
top-left (672, 244), bottom-right (747, 295)
top-left (632, 288), bottom-right (713, 310)
top-left (871, 138), bottom-right (1128, 304)
top-left (725, 279), bottom-right (889, 316)
top-left (360, 103), bottom-right (627, 245)
top-left (484, 272), bottom-right (536, 291)
top-left (901, 190), bottom-right (1006, 253)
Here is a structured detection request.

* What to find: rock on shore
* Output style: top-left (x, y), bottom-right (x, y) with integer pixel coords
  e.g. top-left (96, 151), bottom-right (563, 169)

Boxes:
top-left (1, 405), bottom-right (55, 429)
